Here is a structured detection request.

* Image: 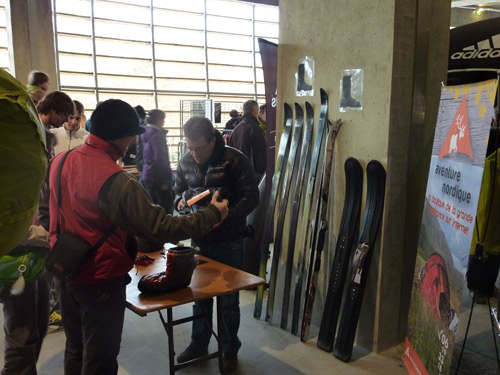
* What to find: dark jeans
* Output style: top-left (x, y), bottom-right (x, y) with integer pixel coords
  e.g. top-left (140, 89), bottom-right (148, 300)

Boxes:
top-left (141, 180), bottom-right (174, 215)
top-left (189, 238), bottom-right (243, 356)
top-left (55, 277), bottom-right (128, 375)
top-left (0, 273), bottom-right (50, 375)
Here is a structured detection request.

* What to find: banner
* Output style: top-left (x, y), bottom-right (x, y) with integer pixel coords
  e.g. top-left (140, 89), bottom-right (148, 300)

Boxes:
top-left (449, 18), bottom-right (500, 72)
top-left (258, 37), bottom-right (278, 197)
top-left (404, 79), bottom-right (498, 375)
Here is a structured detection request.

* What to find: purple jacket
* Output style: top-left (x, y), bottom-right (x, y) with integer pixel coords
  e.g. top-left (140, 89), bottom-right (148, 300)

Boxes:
top-left (140, 125), bottom-right (173, 183)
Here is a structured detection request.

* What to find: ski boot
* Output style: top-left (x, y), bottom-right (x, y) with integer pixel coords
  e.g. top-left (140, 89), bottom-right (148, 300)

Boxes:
top-left (340, 75), bottom-right (361, 108)
top-left (297, 63), bottom-right (312, 92)
top-left (138, 246), bottom-right (196, 293)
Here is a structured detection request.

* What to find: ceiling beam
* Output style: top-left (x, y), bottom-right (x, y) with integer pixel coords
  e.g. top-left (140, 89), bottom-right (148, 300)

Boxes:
top-left (451, 0), bottom-right (481, 7)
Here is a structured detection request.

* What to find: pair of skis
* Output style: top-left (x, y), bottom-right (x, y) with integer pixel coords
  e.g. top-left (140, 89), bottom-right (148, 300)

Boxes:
top-left (255, 89), bottom-right (330, 325)
top-left (317, 159), bottom-right (386, 363)
top-left (290, 89), bottom-right (330, 334)
top-left (300, 117), bottom-right (343, 341)
top-left (254, 103), bottom-right (293, 319)
top-left (265, 103), bottom-right (304, 323)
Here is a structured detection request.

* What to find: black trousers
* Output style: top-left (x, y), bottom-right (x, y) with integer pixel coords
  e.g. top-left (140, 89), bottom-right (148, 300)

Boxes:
top-left (55, 277), bottom-right (128, 375)
top-left (0, 273), bottom-right (50, 375)
top-left (141, 180), bottom-right (174, 215)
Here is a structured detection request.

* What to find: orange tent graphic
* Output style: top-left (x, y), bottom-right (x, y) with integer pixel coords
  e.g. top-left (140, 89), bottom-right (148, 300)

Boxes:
top-left (439, 96), bottom-right (473, 159)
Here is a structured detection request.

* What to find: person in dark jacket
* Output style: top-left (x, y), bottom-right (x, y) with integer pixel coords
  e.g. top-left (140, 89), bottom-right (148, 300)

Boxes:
top-left (174, 116), bottom-right (258, 374)
top-left (123, 105), bottom-right (146, 166)
top-left (140, 109), bottom-right (174, 214)
top-left (38, 100), bottom-right (228, 375)
top-left (229, 100), bottom-right (267, 180)
top-left (224, 109), bottom-right (242, 130)
top-left (132, 105), bottom-right (147, 171)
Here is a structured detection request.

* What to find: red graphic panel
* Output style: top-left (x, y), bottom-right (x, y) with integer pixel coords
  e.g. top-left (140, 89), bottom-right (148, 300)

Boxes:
top-left (403, 337), bottom-right (430, 375)
top-left (439, 96), bottom-right (473, 159)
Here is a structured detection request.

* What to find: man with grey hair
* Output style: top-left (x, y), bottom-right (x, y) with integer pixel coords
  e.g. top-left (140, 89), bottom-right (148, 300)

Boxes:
top-left (229, 100), bottom-right (267, 180)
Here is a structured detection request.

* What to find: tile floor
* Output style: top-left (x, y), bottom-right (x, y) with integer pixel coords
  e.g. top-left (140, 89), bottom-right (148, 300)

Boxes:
top-left (0, 283), bottom-right (498, 374)
top-left (0, 288), bottom-right (408, 375)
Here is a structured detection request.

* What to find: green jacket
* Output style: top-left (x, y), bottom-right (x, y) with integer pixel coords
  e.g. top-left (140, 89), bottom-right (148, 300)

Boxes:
top-left (0, 69), bottom-right (48, 255)
top-left (470, 148), bottom-right (500, 256)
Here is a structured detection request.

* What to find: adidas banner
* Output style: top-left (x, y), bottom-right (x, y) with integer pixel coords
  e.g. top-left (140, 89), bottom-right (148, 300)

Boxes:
top-left (449, 17), bottom-right (500, 71)
top-left (404, 79), bottom-right (498, 375)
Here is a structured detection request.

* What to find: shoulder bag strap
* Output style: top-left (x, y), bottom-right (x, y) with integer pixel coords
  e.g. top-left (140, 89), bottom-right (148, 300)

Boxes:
top-left (56, 149), bottom-right (76, 236)
top-left (55, 148), bottom-right (116, 254)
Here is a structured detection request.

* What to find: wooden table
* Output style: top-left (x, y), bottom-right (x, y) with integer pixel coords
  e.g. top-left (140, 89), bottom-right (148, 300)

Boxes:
top-left (126, 245), bottom-right (265, 374)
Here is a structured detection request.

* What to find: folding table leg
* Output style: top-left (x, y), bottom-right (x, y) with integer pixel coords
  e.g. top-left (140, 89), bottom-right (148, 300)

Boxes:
top-left (216, 296), bottom-right (225, 374)
top-left (158, 308), bottom-right (176, 374)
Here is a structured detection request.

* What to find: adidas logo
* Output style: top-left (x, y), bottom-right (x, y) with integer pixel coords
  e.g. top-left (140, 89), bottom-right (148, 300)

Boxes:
top-left (451, 34), bottom-right (500, 60)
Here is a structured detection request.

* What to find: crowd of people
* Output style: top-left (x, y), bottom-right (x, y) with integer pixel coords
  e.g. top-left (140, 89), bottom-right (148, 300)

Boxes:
top-left (0, 68), bottom-right (269, 375)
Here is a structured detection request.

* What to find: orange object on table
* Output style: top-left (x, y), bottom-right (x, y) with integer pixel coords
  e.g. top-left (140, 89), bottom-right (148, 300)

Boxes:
top-left (186, 189), bottom-right (210, 207)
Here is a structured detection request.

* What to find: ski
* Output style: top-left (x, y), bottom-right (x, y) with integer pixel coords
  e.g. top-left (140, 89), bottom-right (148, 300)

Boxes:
top-left (317, 157), bottom-right (363, 351)
top-left (265, 103), bottom-right (304, 323)
top-left (291, 88), bottom-right (329, 335)
top-left (300, 118), bottom-right (343, 342)
top-left (254, 103), bottom-right (293, 319)
top-left (280, 102), bottom-right (314, 330)
top-left (333, 160), bottom-right (386, 362)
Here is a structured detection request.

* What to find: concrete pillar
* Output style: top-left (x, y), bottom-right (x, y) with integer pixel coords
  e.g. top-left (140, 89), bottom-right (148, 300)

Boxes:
top-left (5, 0), bottom-right (57, 87)
top-left (277, 0), bottom-right (451, 352)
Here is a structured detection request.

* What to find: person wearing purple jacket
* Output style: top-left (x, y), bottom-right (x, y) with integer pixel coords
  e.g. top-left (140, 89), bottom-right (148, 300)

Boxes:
top-left (140, 109), bottom-right (174, 215)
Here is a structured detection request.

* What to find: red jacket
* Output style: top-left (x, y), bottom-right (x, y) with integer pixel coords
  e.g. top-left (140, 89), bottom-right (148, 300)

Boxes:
top-left (48, 135), bottom-right (137, 284)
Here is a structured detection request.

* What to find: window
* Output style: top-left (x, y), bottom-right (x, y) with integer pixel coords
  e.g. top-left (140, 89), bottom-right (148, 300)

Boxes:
top-left (53, 0), bottom-right (277, 157)
top-left (0, 0), bottom-right (10, 72)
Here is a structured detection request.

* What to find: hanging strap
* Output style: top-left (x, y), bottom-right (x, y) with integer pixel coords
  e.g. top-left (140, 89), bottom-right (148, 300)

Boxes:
top-left (55, 149), bottom-right (116, 255)
top-left (56, 149), bottom-right (75, 236)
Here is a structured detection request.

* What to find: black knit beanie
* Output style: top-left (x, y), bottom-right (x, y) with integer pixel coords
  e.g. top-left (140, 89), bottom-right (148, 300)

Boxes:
top-left (90, 99), bottom-right (145, 140)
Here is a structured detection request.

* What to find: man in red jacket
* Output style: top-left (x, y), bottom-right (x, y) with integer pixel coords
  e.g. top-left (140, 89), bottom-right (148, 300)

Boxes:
top-left (39, 99), bottom-right (228, 375)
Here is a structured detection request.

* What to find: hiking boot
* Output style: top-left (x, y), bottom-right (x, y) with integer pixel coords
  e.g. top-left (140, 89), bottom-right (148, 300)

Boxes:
top-left (476, 292), bottom-right (487, 305)
top-left (176, 347), bottom-right (208, 364)
top-left (223, 354), bottom-right (238, 373)
top-left (138, 246), bottom-right (196, 293)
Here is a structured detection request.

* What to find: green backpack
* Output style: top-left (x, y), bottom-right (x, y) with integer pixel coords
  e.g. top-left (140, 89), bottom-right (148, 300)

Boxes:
top-left (0, 69), bottom-right (48, 256)
top-left (0, 246), bottom-right (45, 285)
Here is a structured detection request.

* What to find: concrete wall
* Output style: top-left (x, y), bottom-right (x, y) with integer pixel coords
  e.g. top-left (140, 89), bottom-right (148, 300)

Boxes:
top-left (277, 0), bottom-right (451, 351)
top-left (5, 0), bottom-right (57, 87)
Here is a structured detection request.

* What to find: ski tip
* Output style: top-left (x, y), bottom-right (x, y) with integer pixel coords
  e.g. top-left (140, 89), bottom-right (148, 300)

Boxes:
top-left (320, 88), bottom-right (327, 98)
top-left (284, 102), bottom-right (293, 116)
top-left (328, 118), bottom-right (343, 130)
top-left (367, 160), bottom-right (386, 174)
top-left (294, 102), bottom-right (304, 115)
top-left (345, 157), bottom-right (362, 169)
top-left (366, 160), bottom-right (387, 183)
top-left (305, 102), bottom-right (314, 119)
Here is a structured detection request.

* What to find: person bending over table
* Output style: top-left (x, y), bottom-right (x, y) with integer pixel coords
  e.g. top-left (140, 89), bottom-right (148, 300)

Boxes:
top-left (175, 116), bottom-right (258, 374)
top-left (38, 99), bottom-right (228, 375)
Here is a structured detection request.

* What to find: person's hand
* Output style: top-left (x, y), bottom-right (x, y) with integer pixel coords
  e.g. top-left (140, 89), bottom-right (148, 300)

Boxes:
top-left (177, 199), bottom-right (185, 211)
top-left (211, 190), bottom-right (228, 222)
